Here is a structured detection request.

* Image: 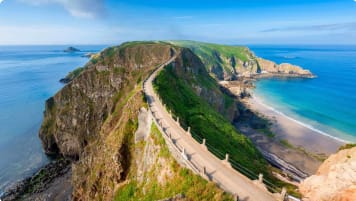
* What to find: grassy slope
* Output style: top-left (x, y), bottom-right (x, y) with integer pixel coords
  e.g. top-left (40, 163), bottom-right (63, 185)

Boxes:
top-left (114, 124), bottom-right (233, 201)
top-left (168, 40), bottom-right (255, 79)
top-left (154, 64), bottom-right (268, 176)
top-left (153, 62), bottom-right (300, 197)
top-left (169, 40), bottom-right (250, 62)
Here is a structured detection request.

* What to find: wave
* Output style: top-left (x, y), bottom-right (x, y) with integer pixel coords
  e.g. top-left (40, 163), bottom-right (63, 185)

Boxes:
top-left (252, 95), bottom-right (351, 144)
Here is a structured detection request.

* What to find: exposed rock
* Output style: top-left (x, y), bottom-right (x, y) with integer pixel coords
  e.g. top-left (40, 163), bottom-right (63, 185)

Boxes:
top-left (135, 107), bottom-right (152, 142)
top-left (64, 47), bottom-right (80, 52)
top-left (299, 147), bottom-right (356, 201)
top-left (169, 41), bottom-right (315, 80)
top-left (2, 159), bottom-right (71, 201)
top-left (82, 53), bottom-right (96, 58)
top-left (256, 58), bottom-right (314, 78)
top-left (40, 43), bottom-right (174, 159)
top-left (170, 47), bottom-right (239, 121)
top-left (259, 150), bottom-right (308, 182)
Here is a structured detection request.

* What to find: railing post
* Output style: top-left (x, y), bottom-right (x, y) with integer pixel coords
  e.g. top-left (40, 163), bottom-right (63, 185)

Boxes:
top-left (223, 153), bottom-right (232, 168)
top-left (258, 173), bottom-right (263, 184)
top-left (202, 138), bottom-right (208, 150)
top-left (187, 126), bottom-right (191, 135)
top-left (181, 147), bottom-right (188, 160)
top-left (176, 117), bottom-right (180, 125)
top-left (280, 187), bottom-right (287, 201)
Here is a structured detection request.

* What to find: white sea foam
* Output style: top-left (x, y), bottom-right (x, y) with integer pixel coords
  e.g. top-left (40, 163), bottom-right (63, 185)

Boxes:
top-left (252, 95), bottom-right (351, 144)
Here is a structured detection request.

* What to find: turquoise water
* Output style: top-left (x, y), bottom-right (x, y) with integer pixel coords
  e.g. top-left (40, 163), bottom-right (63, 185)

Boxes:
top-left (1, 44), bottom-right (355, 194)
top-left (249, 45), bottom-right (356, 143)
top-left (0, 45), bottom-right (105, 194)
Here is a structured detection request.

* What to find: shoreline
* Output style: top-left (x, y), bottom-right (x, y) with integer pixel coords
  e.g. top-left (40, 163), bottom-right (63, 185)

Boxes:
top-left (1, 158), bottom-right (72, 201)
top-left (246, 94), bottom-right (344, 156)
top-left (247, 95), bottom-right (347, 155)
top-left (238, 93), bottom-right (346, 176)
top-left (252, 95), bottom-right (350, 145)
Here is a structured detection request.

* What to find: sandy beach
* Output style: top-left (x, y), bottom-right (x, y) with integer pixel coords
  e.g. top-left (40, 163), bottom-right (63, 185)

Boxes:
top-left (250, 95), bottom-right (345, 154)
top-left (236, 95), bottom-right (345, 176)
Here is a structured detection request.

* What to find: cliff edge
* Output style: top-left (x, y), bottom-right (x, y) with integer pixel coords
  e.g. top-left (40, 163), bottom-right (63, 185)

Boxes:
top-left (168, 40), bottom-right (314, 80)
top-left (37, 42), bottom-right (234, 200)
top-left (299, 146), bottom-right (356, 201)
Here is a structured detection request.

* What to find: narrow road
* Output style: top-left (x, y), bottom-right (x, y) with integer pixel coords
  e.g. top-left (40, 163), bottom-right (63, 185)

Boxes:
top-left (143, 54), bottom-right (278, 201)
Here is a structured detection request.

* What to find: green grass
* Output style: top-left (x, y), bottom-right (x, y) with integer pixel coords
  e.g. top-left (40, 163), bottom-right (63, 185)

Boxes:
top-left (279, 139), bottom-right (294, 149)
top-left (153, 64), bottom-right (269, 177)
top-left (338, 143), bottom-right (356, 151)
top-left (151, 124), bottom-right (171, 158)
top-left (153, 63), bottom-right (301, 197)
top-left (168, 40), bottom-right (254, 79)
top-left (169, 40), bottom-right (250, 62)
top-left (258, 128), bottom-right (276, 138)
top-left (114, 123), bottom-right (233, 201)
top-left (62, 66), bottom-right (85, 82)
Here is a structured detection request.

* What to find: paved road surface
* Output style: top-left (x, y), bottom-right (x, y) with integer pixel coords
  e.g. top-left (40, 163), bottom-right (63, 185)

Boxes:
top-left (143, 54), bottom-right (278, 201)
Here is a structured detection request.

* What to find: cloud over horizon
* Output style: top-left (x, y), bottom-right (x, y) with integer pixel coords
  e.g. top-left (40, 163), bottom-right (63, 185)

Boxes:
top-left (19, 0), bottom-right (105, 18)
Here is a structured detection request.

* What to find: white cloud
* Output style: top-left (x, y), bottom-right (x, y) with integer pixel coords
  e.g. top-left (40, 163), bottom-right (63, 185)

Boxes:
top-left (0, 24), bottom-right (115, 44)
top-left (19, 0), bottom-right (105, 18)
top-left (0, 0), bottom-right (4, 4)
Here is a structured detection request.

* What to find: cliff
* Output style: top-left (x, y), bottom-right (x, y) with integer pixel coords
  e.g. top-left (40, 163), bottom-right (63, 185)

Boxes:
top-left (40, 42), bottom-right (174, 159)
top-left (168, 40), bottom-right (314, 80)
top-left (153, 42), bottom-right (298, 195)
top-left (38, 42), bottom-right (233, 200)
top-left (36, 40), bottom-right (308, 200)
top-left (299, 146), bottom-right (356, 201)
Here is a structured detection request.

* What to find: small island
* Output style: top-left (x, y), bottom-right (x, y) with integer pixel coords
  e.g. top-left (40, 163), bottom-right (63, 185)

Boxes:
top-left (64, 47), bottom-right (80, 53)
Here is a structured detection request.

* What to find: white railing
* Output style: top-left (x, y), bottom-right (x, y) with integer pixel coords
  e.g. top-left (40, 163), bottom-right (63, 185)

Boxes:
top-left (142, 56), bottom-right (301, 201)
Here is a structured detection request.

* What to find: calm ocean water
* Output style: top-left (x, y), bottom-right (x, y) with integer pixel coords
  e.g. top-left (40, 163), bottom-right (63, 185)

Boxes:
top-left (1, 44), bottom-right (355, 194)
top-left (249, 45), bottom-right (356, 143)
top-left (0, 45), bottom-right (105, 194)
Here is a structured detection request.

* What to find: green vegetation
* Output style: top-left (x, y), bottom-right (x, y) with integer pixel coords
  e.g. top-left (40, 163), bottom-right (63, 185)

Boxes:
top-left (153, 62), bottom-right (301, 196)
top-left (257, 128), bottom-right (276, 138)
top-left (338, 143), bottom-right (356, 151)
top-left (120, 40), bottom-right (175, 49)
top-left (279, 139), bottom-right (294, 149)
top-left (169, 40), bottom-right (251, 62)
top-left (62, 66), bottom-right (85, 82)
top-left (154, 64), bottom-right (268, 177)
top-left (168, 40), bottom-right (254, 79)
top-left (114, 124), bottom-right (233, 201)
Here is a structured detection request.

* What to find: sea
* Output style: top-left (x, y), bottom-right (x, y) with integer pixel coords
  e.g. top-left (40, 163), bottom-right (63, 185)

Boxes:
top-left (1, 44), bottom-right (356, 195)
top-left (249, 45), bottom-right (356, 143)
top-left (0, 45), bottom-right (106, 195)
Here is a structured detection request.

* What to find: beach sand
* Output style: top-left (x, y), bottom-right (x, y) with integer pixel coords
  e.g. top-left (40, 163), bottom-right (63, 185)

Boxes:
top-left (236, 95), bottom-right (345, 176)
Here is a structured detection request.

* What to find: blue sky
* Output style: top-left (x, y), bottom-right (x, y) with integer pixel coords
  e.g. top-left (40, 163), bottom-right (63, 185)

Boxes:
top-left (0, 0), bottom-right (356, 45)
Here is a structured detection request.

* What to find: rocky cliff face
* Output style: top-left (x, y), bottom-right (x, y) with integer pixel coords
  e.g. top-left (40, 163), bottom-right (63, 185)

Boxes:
top-left (38, 42), bottom-right (234, 200)
top-left (255, 58), bottom-right (313, 78)
top-left (167, 46), bottom-right (239, 121)
top-left (168, 41), bottom-right (314, 80)
top-left (39, 42), bottom-right (174, 159)
top-left (299, 147), bottom-right (356, 201)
